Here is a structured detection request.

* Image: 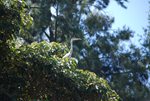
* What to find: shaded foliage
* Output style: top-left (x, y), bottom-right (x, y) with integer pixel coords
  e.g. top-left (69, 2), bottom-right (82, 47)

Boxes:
top-left (0, 0), bottom-right (32, 41)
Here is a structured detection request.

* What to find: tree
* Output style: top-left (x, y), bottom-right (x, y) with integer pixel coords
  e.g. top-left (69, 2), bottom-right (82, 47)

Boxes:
top-left (1, 0), bottom-right (150, 100)
top-left (23, 0), bottom-right (150, 100)
top-left (0, 0), bottom-right (120, 100)
top-left (23, 0), bottom-right (128, 42)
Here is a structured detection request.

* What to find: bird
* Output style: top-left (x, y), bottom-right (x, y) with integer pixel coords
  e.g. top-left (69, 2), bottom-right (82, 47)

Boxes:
top-left (63, 38), bottom-right (81, 58)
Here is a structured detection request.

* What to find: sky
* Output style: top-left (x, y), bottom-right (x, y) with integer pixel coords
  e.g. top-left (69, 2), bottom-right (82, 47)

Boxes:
top-left (105, 0), bottom-right (150, 85)
top-left (105, 0), bottom-right (149, 45)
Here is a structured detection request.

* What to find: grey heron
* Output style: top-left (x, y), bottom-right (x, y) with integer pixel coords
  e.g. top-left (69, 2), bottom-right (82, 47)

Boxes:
top-left (63, 38), bottom-right (81, 58)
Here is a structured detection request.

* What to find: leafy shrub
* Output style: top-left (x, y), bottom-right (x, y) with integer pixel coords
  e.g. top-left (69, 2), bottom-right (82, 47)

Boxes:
top-left (0, 41), bottom-right (120, 101)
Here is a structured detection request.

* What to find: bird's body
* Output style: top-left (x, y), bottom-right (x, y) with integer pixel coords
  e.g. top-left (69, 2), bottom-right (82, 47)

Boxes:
top-left (63, 51), bottom-right (72, 58)
top-left (63, 38), bottom-right (81, 58)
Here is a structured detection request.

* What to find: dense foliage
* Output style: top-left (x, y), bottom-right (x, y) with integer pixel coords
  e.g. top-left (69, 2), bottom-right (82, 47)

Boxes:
top-left (0, 0), bottom-right (121, 100)
top-left (0, 0), bottom-right (150, 101)
top-left (0, 41), bottom-right (119, 100)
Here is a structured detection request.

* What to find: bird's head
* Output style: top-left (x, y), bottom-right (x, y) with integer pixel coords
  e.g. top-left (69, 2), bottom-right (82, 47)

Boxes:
top-left (71, 38), bottom-right (81, 43)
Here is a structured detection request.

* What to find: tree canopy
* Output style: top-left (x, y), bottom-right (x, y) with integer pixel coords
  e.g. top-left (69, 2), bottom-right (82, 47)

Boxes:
top-left (0, 0), bottom-right (150, 101)
top-left (0, 0), bottom-right (120, 100)
top-left (1, 40), bottom-right (120, 100)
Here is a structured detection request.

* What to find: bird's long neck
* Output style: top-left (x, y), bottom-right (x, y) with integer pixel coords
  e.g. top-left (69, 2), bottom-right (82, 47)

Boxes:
top-left (70, 40), bottom-right (73, 54)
